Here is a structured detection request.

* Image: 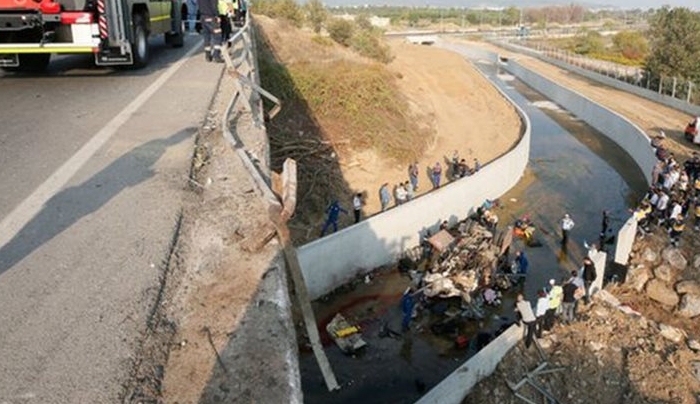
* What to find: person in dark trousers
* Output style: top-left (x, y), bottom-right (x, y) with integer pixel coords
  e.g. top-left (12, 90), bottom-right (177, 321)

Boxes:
top-left (561, 278), bottom-right (578, 324)
top-left (218, 0), bottom-right (233, 48)
top-left (352, 193), bottom-right (363, 223)
top-left (560, 213), bottom-right (575, 244)
top-left (198, 0), bottom-right (224, 63)
top-left (320, 200), bottom-right (347, 236)
top-left (401, 288), bottom-right (416, 331)
top-left (515, 294), bottom-right (537, 349)
top-left (582, 256), bottom-right (597, 304)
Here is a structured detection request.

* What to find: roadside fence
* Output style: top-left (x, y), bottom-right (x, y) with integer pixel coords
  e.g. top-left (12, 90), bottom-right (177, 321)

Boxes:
top-left (504, 40), bottom-right (700, 108)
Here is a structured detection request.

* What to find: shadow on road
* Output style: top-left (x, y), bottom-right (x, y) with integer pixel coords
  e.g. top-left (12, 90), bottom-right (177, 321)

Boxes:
top-left (0, 129), bottom-right (191, 275)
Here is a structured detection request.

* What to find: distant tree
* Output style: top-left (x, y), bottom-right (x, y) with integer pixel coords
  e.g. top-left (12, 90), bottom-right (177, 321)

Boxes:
top-left (612, 30), bottom-right (648, 61)
top-left (305, 0), bottom-right (327, 34)
top-left (646, 7), bottom-right (700, 81)
top-left (503, 6), bottom-right (520, 26)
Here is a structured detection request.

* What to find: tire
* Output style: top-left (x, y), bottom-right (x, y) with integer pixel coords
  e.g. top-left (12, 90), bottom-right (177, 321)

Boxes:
top-left (131, 14), bottom-right (149, 68)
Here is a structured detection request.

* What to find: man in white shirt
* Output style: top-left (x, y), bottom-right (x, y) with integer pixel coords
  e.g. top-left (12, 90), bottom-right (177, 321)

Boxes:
top-left (352, 193), bottom-right (363, 223)
top-left (560, 213), bottom-right (575, 244)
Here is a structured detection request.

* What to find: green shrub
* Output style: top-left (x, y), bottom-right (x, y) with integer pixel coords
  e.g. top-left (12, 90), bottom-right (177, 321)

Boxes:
top-left (327, 18), bottom-right (355, 46)
top-left (253, 0), bottom-right (304, 27)
top-left (305, 0), bottom-right (327, 34)
top-left (350, 30), bottom-right (393, 63)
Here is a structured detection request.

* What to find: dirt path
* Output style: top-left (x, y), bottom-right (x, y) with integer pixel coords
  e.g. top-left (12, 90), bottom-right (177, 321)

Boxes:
top-left (342, 39), bottom-right (521, 215)
top-left (455, 40), bottom-right (699, 161)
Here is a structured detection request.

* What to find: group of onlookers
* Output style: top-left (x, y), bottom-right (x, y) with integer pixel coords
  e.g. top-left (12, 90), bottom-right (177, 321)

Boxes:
top-left (633, 148), bottom-right (700, 247)
top-left (515, 256), bottom-right (597, 348)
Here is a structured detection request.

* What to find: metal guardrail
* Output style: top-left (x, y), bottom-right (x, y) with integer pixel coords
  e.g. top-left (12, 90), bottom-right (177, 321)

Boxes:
top-left (219, 12), bottom-right (340, 393)
top-left (505, 40), bottom-right (699, 107)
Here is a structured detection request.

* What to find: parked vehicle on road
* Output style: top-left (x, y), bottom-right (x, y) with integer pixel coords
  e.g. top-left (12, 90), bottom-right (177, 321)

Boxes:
top-left (0, 0), bottom-right (183, 71)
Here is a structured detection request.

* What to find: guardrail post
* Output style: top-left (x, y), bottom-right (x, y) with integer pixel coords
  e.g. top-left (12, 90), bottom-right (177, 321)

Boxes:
top-left (659, 76), bottom-right (663, 94)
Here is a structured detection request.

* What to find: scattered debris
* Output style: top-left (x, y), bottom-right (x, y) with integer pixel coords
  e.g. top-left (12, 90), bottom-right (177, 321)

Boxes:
top-left (326, 313), bottom-right (367, 354)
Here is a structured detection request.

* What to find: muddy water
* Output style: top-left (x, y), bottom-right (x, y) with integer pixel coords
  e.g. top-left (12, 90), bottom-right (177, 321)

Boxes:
top-left (299, 56), bottom-right (647, 404)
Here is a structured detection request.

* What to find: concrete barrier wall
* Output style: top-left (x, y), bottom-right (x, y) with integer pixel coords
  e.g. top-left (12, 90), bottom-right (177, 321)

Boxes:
top-left (297, 58), bottom-right (531, 300)
top-left (614, 216), bottom-right (638, 266)
top-left (416, 324), bottom-right (523, 404)
top-left (504, 60), bottom-right (656, 186)
top-left (493, 40), bottom-right (700, 117)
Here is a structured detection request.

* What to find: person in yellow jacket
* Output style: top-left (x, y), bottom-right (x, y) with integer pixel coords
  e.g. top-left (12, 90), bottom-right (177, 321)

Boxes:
top-left (544, 279), bottom-right (563, 331)
top-left (694, 203), bottom-right (700, 231)
top-left (218, 0), bottom-right (235, 46)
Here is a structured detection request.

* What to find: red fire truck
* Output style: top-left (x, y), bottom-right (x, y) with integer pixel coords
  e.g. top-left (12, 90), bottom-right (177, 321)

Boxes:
top-left (0, 0), bottom-right (183, 71)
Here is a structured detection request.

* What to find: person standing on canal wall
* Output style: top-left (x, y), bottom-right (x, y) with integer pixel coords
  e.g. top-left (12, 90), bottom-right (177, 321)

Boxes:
top-left (560, 213), bottom-right (575, 244)
top-left (431, 162), bottom-right (442, 188)
top-left (581, 256), bottom-right (597, 305)
top-left (379, 183), bottom-right (391, 211)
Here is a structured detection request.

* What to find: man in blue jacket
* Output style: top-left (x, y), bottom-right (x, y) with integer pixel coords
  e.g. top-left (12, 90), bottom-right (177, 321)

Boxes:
top-left (321, 200), bottom-right (347, 236)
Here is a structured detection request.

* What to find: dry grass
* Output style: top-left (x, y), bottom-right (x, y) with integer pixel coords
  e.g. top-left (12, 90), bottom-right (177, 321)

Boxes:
top-left (256, 15), bottom-right (432, 243)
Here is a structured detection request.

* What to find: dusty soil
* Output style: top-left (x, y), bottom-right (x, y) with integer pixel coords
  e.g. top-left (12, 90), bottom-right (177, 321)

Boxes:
top-left (342, 38), bottom-right (521, 215)
top-left (468, 300), bottom-right (700, 404)
top-left (257, 16), bottom-right (521, 242)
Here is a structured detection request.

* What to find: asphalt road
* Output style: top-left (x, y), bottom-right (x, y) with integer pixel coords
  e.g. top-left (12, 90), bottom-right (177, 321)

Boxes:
top-left (0, 34), bottom-right (222, 403)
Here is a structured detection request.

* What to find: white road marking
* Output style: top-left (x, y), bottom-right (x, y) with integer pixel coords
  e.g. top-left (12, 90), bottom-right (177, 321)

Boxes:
top-left (0, 40), bottom-right (203, 251)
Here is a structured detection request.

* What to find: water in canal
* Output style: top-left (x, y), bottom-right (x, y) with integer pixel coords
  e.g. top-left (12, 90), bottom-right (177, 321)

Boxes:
top-left (298, 52), bottom-right (647, 404)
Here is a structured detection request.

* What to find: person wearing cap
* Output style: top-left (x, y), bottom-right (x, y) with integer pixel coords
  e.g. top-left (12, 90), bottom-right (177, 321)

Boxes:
top-left (560, 213), bottom-right (575, 244)
top-left (545, 279), bottom-right (563, 330)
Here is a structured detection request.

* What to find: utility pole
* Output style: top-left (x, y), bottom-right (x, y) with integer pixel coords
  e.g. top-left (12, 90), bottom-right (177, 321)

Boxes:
top-left (519, 7), bottom-right (523, 27)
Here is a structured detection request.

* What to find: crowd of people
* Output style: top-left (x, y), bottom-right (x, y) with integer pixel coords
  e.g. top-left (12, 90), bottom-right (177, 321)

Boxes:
top-left (514, 257), bottom-right (597, 349)
top-left (319, 153), bottom-right (487, 236)
top-left (633, 144), bottom-right (700, 247)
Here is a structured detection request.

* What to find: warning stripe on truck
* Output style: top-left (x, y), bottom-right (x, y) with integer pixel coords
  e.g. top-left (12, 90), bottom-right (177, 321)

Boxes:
top-left (0, 45), bottom-right (97, 53)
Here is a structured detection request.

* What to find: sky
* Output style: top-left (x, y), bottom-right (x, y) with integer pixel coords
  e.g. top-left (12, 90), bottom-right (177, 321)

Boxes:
top-left (322, 0), bottom-right (700, 10)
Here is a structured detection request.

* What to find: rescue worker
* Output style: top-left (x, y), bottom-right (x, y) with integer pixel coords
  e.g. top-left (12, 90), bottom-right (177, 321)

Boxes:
top-left (545, 279), bottom-right (563, 330)
top-left (695, 202), bottom-right (700, 231)
top-left (218, 0), bottom-right (234, 47)
top-left (199, 0), bottom-right (224, 63)
top-left (320, 200), bottom-right (347, 236)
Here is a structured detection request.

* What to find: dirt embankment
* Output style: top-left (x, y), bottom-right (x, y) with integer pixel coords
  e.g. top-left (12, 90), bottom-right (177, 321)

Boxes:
top-left (257, 16), bottom-right (521, 244)
top-left (458, 39), bottom-right (699, 160)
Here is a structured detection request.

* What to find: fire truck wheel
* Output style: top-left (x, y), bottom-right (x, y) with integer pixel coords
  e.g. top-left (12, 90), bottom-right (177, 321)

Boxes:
top-left (132, 14), bottom-right (150, 68)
